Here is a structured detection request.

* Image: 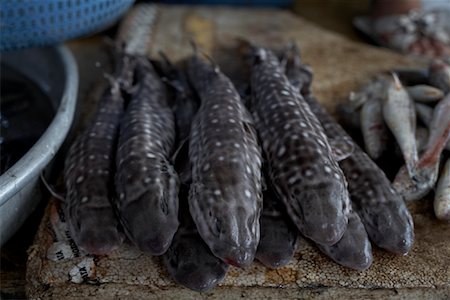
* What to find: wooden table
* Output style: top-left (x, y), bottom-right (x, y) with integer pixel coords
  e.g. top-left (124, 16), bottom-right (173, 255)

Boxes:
top-left (26, 5), bottom-right (450, 299)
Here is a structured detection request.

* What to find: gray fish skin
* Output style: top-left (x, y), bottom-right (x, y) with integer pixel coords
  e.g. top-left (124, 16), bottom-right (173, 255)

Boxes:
top-left (415, 103), bottom-right (433, 127)
top-left (163, 186), bottom-right (229, 291)
top-left (115, 56), bottom-right (179, 255)
top-left (304, 95), bottom-right (414, 255)
top-left (416, 126), bottom-right (429, 153)
top-left (435, 158), bottom-right (450, 220)
top-left (383, 73), bottom-right (418, 179)
top-left (64, 79), bottom-right (125, 255)
top-left (413, 94), bottom-right (450, 185)
top-left (186, 54), bottom-right (262, 268)
top-left (406, 85), bottom-right (444, 103)
top-left (361, 97), bottom-right (388, 160)
top-left (162, 60), bottom-right (228, 292)
top-left (429, 59), bottom-right (450, 94)
top-left (316, 209), bottom-right (373, 270)
top-left (256, 175), bottom-right (299, 269)
top-left (249, 46), bottom-right (349, 246)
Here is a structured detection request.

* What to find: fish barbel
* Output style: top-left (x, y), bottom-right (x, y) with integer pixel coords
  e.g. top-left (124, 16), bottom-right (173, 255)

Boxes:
top-left (186, 50), bottom-right (262, 268)
top-left (115, 56), bottom-right (179, 255)
top-left (248, 45), bottom-right (349, 246)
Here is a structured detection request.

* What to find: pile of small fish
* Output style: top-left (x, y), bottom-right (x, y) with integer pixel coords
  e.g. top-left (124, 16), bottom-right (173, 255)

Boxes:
top-left (338, 59), bottom-right (450, 221)
top-left (62, 42), bottom-right (415, 292)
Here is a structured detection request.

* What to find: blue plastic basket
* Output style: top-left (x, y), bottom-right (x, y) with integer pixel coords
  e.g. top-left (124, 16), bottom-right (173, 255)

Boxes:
top-left (0, 0), bottom-right (135, 52)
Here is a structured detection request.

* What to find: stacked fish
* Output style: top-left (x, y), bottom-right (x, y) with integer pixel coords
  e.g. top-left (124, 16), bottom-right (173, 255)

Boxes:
top-left (338, 59), bottom-right (450, 221)
top-left (62, 42), bottom-right (416, 292)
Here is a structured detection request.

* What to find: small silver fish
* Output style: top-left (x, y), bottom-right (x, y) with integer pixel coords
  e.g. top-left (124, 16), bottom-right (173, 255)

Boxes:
top-left (64, 78), bottom-right (125, 255)
top-left (248, 45), bottom-right (349, 246)
top-left (187, 51), bottom-right (262, 268)
top-left (316, 209), bottom-right (373, 270)
top-left (406, 85), bottom-right (444, 103)
top-left (393, 164), bottom-right (436, 201)
top-left (383, 73), bottom-right (418, 179)
top-left (304, 95), bottom-right (414, 255)
top-left (256, 175), bottom-right (299, 269)
top-left (361, 97), bottom-right (389, 160)
top-left (434, 158), bottom-right (450, 220)
top-left (115, 56), bottom-right (179, 255)
top-left (415, 102), bottom-right (434, 127)
top-left (429, 59), bottom-right (450, 94)
top-left (414, 94), bottom-right (450, 184)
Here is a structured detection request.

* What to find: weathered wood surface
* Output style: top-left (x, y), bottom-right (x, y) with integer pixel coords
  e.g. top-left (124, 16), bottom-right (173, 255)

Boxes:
top-left (26, 5), bottom-right (450, 299)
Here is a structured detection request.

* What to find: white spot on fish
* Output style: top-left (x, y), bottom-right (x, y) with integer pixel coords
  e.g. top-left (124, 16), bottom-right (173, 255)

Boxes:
top-left (300, 122), bottom-right (307, 128)
top-left (76, 176), bottom-right (84, 183)
top-left (227, 105), bottom-right (233, 110)
top-left (304, 169), bottom-right (313, 177)
top-left (203, 163), bottom-right (210, 171)
top-left (245, 189), bottom-right (252, 198)
top-left (288, 176), bottom-right (297, 184)
top-left (89, 132), bottom-right (96, 137)
top-left (120, 193), bottom-right (125, 200)
top-left (317, 139), bottom-right (325, 147)
top-left (214, 190), bottom-right (221, 196)
top-left (284, 123), bottom-right (291, 130)
top-left (142, 166), bottom-right (148, 172)
top-left (216, 141), bottom-right (222, 147)
top-left (103, 155), bottom-right (108, 159)
top-left (291, 135), bottom-right (299, 140)
top-left (218, 156), bottom-right (225, 161)
top-left (229, 119), bottom-right (236, 123)
top-left (81, 196), bottom-right (89, 203)
top-left (287, 101), bottom-right (296, 106)
top-left (212, 104), bottom-right (219, 109)
top-left (302, 132), bottom-right (309, 138)
top-left (234, 143), bottom-right (240, 148)
top-left (324, 166), bottom-right (332, 173)
top-left (212, 119), bottom-right (218, 124)
top-left (246, 165), bottom-right (252, 174)
top-left (277, 146), bottom-right (286, 157)
top-left (334, 173), bottom-right (341, 180)
top-left (281, 90), bottom-right (290, 96)
top-left (144, 178), bottom-right (151, 183)
top-left (146, 153), bottom-right (156, 159)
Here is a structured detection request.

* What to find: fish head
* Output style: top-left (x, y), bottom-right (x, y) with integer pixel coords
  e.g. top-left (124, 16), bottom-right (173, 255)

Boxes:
top-left (118, 162), bottom-right (180, 255)
top-left (164, 233), bottom-right (229, 292)
top-left (297, 177), bottom-right (349, 245)
top-left (189, 182), bottom-right (261, 268)
top-left (67, 194), bottom-right (124, 255)
top-left (357, 188), bottom-right (414, 255)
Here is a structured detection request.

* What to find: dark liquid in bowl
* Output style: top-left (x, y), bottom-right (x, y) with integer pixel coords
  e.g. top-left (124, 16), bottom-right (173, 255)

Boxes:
top-left (0, 65), bottom-right (55, 175)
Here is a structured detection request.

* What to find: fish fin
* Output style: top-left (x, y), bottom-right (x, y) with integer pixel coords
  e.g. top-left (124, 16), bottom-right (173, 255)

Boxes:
top-left (329, 138), bottom-right (355, 161)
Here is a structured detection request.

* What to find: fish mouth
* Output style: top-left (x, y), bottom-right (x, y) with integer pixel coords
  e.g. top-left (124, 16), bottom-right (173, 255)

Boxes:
top-left (215, 245), bottom-right (256, 268)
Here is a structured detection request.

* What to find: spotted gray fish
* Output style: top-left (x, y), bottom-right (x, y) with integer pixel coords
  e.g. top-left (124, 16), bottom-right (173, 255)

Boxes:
top-left (316, 209), bottom-right (373, 270)
top-left (256, 175), bottom-right (299, 269)
top-left (305, 95), bottom-right (414, 255)
top-left (383, 73), bottom-right (418, 179)
top-left (115, 56), bottom-right (179, 255)
top-left (64, 77), bottom-right (125, 255)
top-left (406, 84), bottom-right (444, 103)
top-left (429, 59), bottom-right (450, 94)
top-left (186, 51), bottom-right (262, 267)
top-left (435, 158), bottom-right (450, 220)
top-left (248, 45), bottom-right (349, 246)
top-left (361, 97), bottom-right (389, 160)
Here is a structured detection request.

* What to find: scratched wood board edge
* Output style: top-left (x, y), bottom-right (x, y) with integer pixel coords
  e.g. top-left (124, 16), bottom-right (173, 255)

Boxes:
top-left (26, 5), bottom-right (449, 299)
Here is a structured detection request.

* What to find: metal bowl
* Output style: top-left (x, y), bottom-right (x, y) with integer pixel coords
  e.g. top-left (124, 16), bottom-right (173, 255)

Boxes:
top-left (0, 46), bottom-right (78, 246)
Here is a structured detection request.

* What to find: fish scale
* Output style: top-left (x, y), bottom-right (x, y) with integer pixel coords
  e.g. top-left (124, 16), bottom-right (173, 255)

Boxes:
top-left (303, 95), bottom-right (414, 255)
top-left (64, 77), bottom-right (125, 256)
top-left (115, 56), bottom-right (179, 256)
top-left (249, 46), bottom-right (349, 246)
top-left (187, 54), bottom-right (262, 268)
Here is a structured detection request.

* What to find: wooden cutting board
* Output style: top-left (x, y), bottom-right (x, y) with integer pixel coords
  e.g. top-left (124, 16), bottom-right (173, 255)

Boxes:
top-left (26, 5), bottom-right (450, 299)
